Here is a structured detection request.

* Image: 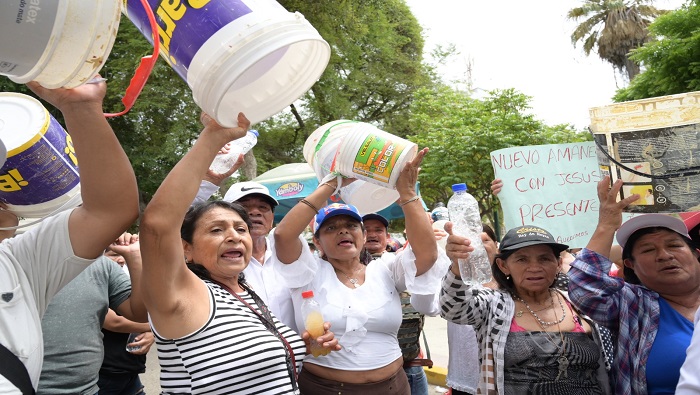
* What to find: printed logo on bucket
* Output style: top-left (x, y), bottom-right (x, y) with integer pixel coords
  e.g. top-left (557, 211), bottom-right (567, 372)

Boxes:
top-left (352, 135), bottom-right (408, 183)
top-left (125, 0), bottom-right (253, 80)
top-left (276, 182), bottom-right (304, 197)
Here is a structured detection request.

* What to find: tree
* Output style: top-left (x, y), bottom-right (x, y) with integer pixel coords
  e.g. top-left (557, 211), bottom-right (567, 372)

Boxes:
top-left (253, 0), bottom-right (433, 170)
top-left (1, 1), bottom-right (432, 205)
top-left (614, 0), bottom-right (700, 101)
top-left (568, 0), bottom-right (666, 81)
top-left (0, 21), bottom-right (203, 209)
top-left (407, 85), bottom-right (589, 228)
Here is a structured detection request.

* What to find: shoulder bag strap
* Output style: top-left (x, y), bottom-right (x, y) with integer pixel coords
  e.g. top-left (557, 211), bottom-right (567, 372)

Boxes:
top-left (0, 342), bottom-right (36, 395)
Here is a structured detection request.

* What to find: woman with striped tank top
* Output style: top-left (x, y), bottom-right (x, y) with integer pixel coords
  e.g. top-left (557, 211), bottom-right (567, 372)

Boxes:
top-left (139, 113), bottom-right (340, 394)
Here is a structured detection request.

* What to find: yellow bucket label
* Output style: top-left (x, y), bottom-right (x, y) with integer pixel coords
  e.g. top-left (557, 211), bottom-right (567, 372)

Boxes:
top-left (352, 134), bottom-right (408, 183)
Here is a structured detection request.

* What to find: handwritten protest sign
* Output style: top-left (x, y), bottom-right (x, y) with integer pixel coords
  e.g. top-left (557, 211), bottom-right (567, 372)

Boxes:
top-left (491, 142), bottom-right (604, 248)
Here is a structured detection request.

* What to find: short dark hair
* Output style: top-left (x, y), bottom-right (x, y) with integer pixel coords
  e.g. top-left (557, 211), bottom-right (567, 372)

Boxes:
top-left (621, 227), bottom-right (698, 285)
top-left (483, 224), bottom-right (496, 243)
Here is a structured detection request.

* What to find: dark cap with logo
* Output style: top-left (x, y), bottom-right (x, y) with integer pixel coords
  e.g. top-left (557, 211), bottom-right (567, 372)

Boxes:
top-left (362, 213), bottom-right (389, 229)
top-left (499, 226), bottom-right (569, 254)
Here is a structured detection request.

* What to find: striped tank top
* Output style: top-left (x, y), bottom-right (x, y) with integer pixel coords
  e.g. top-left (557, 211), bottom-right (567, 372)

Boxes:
top-left (154, 281), bottom-right (305, 394)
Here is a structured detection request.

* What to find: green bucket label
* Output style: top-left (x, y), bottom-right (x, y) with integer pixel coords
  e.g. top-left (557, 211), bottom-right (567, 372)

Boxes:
top-left (352, 134), bottom-right (408, 183)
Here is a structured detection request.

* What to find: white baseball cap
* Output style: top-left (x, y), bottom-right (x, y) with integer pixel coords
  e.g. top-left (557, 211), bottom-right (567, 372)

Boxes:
top-left (223, 181), bottom-right (278, 208)
top-left (616, 214), bottom-right (690, 249)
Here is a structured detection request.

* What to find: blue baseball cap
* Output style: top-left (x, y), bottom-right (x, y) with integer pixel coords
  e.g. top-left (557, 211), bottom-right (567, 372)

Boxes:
top-left (313, 203), bottom-right (362, 233)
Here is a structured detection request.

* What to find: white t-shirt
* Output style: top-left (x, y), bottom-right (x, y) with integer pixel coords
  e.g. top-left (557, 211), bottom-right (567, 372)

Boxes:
top-left (270, 235), bottom-right (448, 370)
top-left (0, 210), bottom-right (92, 392)
top-left (242, 235), bottom-right (298, 333)
top-left (676, 308), bottom-right (700, 394)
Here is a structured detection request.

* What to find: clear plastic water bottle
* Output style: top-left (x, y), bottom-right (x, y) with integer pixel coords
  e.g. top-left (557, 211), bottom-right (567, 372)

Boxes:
top-left (301, 290), bottom-right (330, 357)
top-left (209, 130), bottom-right (259, 174)
top-left (431, 202), bottom-right (449, 222)
top-left (447, 183), bottom-right (491, 286)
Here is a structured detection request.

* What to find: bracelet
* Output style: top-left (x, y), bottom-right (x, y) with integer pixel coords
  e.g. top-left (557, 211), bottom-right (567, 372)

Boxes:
top-left (399, 195), bottom-right (420, 207)
top-left (299, 198), bottom-right (319, 214)
top-left (320, 182), bottom-right (337, 191)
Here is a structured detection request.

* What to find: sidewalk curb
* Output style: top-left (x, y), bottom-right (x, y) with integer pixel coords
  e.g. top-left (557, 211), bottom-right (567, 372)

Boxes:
top-left (424, 365), bottom-right (447, 387)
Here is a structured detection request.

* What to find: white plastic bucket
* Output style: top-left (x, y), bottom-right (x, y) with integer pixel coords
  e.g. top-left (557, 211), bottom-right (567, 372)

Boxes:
top-left (0, 93), bottom-right (82, 218)
top-left (336, 124), bottom-right (418, 188)
top-left (339, 180), bottom-right (399, 215)
top-left (125, 0), bottom-right (330, 127)
top-left (0, 0), bottom-right (122, 88)
top-left (303, 120), bottom-right (358, 167)
top-left (303, 120), bottom-right (411, 214)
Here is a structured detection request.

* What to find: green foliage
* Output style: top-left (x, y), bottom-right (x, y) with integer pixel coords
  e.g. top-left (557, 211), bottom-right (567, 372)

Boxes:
top-left (614, 0), bottom-right (700, 101)
top-left (0, 21), bottom-right (202, 209)
top-left (407, 85), bottom-right (590, 227)
top-left (255, 0), bottom-right (433, 171)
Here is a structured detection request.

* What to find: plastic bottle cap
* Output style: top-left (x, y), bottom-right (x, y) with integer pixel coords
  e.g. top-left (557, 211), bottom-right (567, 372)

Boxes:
top-left (452, 183), bottom-right (467, 192)
top-left (301, 290), bottom-right (314, 298)
top-left (249, 130), bottom-right (259, 137)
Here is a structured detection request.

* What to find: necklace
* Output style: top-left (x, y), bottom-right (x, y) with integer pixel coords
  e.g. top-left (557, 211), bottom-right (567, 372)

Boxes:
top-left (334, 265), bottom-right (365, 288)
top-left (537, 322), bottom-right (569, 381)
top-left (516, 296), bottom-right (553, 317)
top-left (515, 290), bottom-right (566, 328)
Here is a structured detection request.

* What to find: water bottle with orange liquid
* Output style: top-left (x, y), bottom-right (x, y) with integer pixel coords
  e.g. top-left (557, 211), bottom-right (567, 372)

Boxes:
top-left (301, 290), bottom-right (331, 357)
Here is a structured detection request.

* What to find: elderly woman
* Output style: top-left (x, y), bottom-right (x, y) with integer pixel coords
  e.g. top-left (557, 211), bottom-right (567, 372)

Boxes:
top-left (139, 113), bottom-right (337, 394)
top-left (568, 176), bottom-right (700, 394)
top-left (272, 148), bottom-right (449, 394)
top-left (441, 223), bottom-right (611, 395)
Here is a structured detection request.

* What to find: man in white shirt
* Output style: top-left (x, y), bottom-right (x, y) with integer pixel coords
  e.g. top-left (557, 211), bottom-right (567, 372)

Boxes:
top-left (0, 81), bottom-right (139, 393)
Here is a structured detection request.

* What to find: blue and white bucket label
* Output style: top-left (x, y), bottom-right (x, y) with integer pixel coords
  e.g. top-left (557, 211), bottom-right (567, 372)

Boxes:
top-left (0, 115), bottom-right (80, 205)
top-left (125, 0), bottom-right (254, 80)
top-left (0, 0), bottom-right (61, 76)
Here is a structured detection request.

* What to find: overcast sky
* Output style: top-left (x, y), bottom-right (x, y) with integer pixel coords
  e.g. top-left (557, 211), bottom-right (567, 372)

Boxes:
top-left (404, 0), bottom-right (686, 129)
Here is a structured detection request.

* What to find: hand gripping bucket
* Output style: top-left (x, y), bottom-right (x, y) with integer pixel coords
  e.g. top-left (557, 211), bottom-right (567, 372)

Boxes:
top-left (125, 0), bottom-right (331, 127)
top-left (0, 93), bottom-right (81, 218)
top-left (304, 120), bottom-right (417, 214)
top-left (0, 0), bottom-right (122, 89)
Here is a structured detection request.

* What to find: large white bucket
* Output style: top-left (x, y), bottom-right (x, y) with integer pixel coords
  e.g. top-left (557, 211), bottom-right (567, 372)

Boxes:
top-left (125, 0), bottom-right (331, 127)
top-left (303, 120), bottom-right (417, 215)
top-left (335, 124), bottom-right (418, 188)
top-left (0, 93), bottom-right (82, 218)
top-left (0, 0), bottom-right (122, 88)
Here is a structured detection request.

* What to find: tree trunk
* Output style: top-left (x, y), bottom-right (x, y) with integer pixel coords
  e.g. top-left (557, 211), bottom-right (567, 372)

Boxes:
top-left (625, 57), bottom-right (641, 81)
top-left (242, 150), bottom-right (257, 180)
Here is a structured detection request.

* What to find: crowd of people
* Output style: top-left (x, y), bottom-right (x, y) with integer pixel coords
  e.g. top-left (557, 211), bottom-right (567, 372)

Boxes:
top-left (1, 78), bottom-right (699, 395)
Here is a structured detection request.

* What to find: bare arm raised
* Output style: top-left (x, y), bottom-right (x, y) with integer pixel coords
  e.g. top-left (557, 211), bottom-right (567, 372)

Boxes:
top-left (26, 80), bottom-right (139, 259)
top-left (139, 112), bottom-right (249, 338)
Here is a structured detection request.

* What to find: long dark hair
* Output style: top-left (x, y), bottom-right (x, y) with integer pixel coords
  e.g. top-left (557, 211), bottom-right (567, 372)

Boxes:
top-left (182, 201), bottom-right (253, 282)
top-left (621, 227), bottom-right (698, 285)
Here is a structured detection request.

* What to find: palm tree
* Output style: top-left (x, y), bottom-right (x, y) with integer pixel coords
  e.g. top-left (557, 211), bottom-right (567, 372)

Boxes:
top-left (568, 0), bottom-right (666, 81)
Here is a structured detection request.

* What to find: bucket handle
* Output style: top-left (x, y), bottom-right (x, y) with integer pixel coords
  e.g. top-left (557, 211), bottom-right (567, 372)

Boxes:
top-left (104, 0), bottom-right (160, 118)
top-left (589, 128), bottom-right (700, 179)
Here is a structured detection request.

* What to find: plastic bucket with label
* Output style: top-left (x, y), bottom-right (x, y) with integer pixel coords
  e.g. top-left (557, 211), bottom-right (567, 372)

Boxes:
top-left (0, 93), bottom-right (82, 218)
top-left (336, 124), bottom-right (418, 188)
top-left (303, 120), bottom-right (414, 214)
top-left (0, 0), bottom-right (122, 88)
top-left (125, 0), bottom-right (330, 127)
